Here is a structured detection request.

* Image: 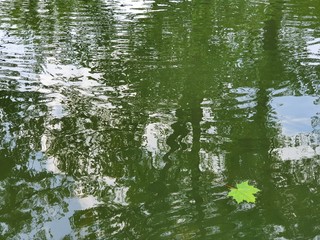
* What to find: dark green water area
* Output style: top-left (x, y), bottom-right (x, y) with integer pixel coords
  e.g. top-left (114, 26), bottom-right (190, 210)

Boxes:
top-left (0, 0), bottom-right (320, 239)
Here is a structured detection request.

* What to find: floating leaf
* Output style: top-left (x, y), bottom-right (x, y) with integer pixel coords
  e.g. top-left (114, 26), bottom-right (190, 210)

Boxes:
top-left (228, 181), bottom-right (260, 204)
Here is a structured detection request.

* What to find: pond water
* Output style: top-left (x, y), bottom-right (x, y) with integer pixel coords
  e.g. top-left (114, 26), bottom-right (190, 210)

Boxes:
top-left (0, 0), bottom-right (320, 239)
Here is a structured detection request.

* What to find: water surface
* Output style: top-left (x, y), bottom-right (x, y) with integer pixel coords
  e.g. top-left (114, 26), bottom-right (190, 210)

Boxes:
top-left (0, 0), bottom-right (320, 239)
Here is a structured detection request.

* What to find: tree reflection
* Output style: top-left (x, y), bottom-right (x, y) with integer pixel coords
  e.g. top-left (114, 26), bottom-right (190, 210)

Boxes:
top-left (1, 0), bottom-right (320, 238)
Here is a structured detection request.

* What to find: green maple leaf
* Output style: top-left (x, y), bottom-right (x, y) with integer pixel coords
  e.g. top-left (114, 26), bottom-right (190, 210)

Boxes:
top-left (228, 181), bottom-right (260, 204)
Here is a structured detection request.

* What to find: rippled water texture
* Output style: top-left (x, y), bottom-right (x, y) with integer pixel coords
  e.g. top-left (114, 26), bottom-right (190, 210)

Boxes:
top-left (0, 0), bottom-right (320, 239)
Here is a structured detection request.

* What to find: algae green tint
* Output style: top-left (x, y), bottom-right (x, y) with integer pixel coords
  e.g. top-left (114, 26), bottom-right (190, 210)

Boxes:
top-left (0, 0), bottom-right (319, 239)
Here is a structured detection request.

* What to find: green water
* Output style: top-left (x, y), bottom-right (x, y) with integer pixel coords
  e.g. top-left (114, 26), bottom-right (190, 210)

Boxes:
top-left (0, 0), bottom-right (319, 239)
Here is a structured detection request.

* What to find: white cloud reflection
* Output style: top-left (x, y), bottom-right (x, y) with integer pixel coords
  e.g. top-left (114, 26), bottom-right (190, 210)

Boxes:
top-left (305, 38), bottom-right (320, 66)
top-left (271, 96), bottom-right (319, 136)
top-left (271, 96), bottom-right (320, 161)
